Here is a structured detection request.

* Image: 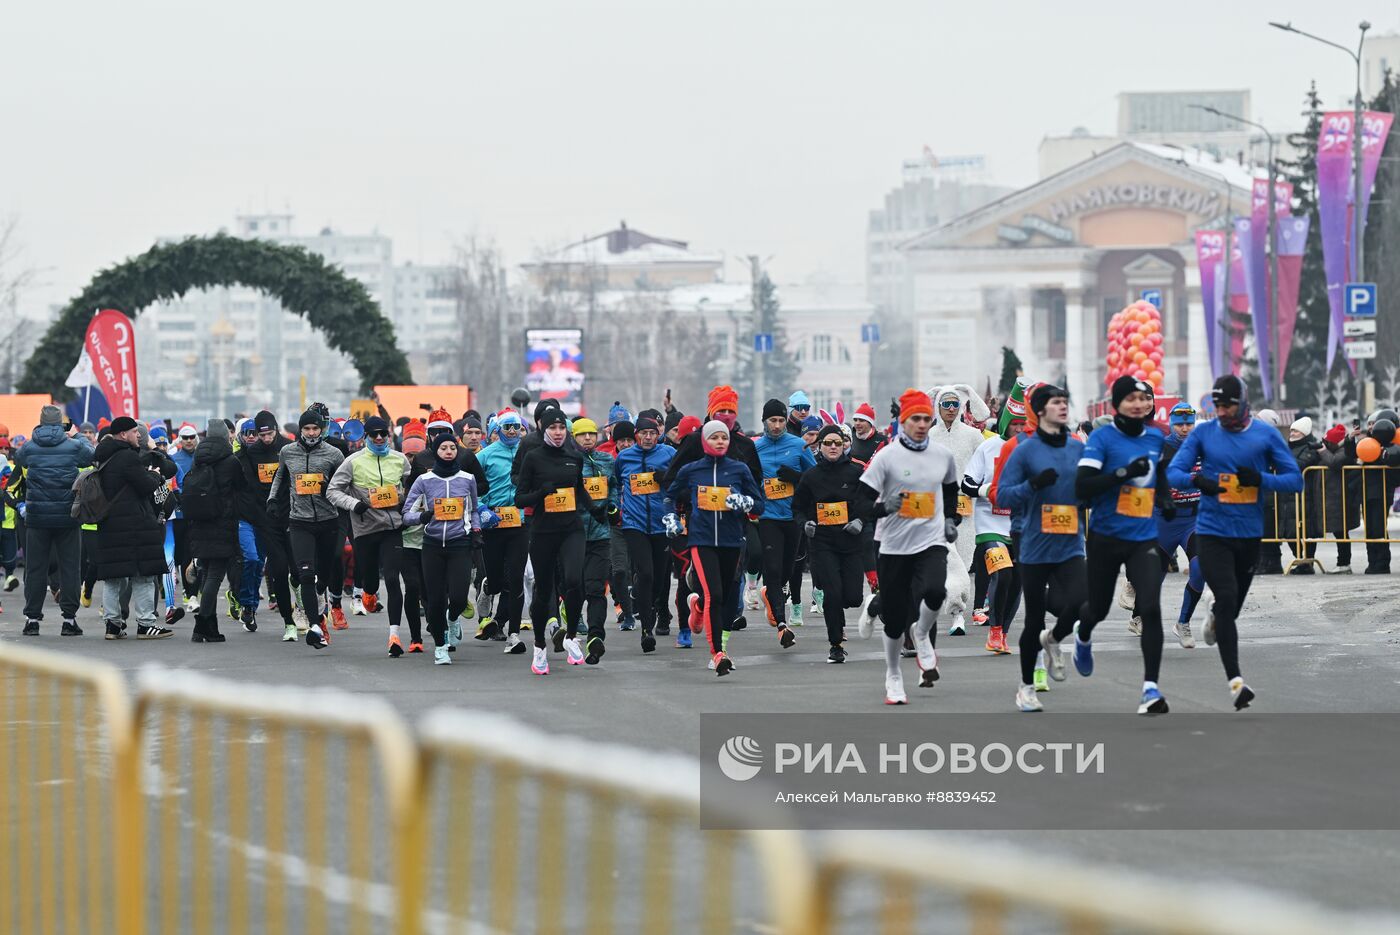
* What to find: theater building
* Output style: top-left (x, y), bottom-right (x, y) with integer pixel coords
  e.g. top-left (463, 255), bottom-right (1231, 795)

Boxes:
top-left (899, 142), bottom-right (1254, 415)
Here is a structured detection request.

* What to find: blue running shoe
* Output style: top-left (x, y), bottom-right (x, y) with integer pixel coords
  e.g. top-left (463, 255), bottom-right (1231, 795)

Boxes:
top-left (1073, 638), bottom-right (1093, 677)
top-left (676, 629), bottom-right (692, 649)
top-left (1138, 686), bottom-right (1169, 715)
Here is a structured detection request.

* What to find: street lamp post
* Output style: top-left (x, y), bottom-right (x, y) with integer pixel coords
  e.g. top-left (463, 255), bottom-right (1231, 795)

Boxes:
top-left (1191, 104), bottom-right (1280, 403)
top-left (1271, 19), bottom-right (1371, 418)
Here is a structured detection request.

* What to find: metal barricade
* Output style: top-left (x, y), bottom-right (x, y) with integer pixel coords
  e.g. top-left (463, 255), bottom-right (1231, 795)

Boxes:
top-left (1255, 488), bottom-right (1315, 573)
top-left (1292, 464), bottom-right (1400, 572)
top-left (414, 709), bottom-right (815, 935)
top-left (131, 667), bottom-right (423, 935)
top-left (0, 643), bottom-right (140, 935)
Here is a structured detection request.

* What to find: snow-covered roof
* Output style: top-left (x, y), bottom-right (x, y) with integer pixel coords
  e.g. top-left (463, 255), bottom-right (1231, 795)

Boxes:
top-left (1128, 142), bottom-right (1259, 191)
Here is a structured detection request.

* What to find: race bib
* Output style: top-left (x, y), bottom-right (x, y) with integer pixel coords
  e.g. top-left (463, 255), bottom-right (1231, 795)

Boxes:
top-left (1040, 504), bottom-right (1078, 535)
top-left (763, 477), bottom-right (793, 500)
top-left (257, 461), bottom-right (278, 484)
top-left (816, 501), bottom-right (849, 526)
top-left (1218, 473), bottom-right (1259, 505)
top-left (496, 506), bottom-right (522, 529)
top-left (898, 491), bottom-right (936, 519)
top-left (294, 473), bottom-right (324, 496)
top-left (432, 497), bottom-right (464, 521)
top-left (629, 472), bottom-right (660, 496)
top-left (984, 545), bottom-right (1014, 573)
top-left (1116, 485), bottom-right (1153, 519)
top-left (583, 476), bottom-right (608, 501)
top-left (697, 485), bottom-right (730, 511)
top-left (956, 493), bottom-right (973, 517)
top-left (544, 487), bottom-right (576, 513)
top-left (369, 485), bottom-right (399, 509)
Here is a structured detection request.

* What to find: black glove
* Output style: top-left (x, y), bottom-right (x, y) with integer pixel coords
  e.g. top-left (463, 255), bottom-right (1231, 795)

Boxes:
top-left (589, 507), bottom-right (609, 526)
top-left (353, 501), bottom-right (370, 516)
top-left (871, 496), bottom-right (899, 518)
top-left (777, 465), bottom-right (803, 485)
top-left (1030, 467), bottom-right (1058, 490)
top-left (890, 398), bottom-right (901, 420)
top-left (468, 530), bottom-right (483, 549)
top-left (1193, 474), bottom-right (1224, 497)
top-left (1160, 502), bottom-right (1177, 521)
top-left (1234, 465), bottom-right (1262, 487)
top-left (1116, 456), bottom-right (1152, 480)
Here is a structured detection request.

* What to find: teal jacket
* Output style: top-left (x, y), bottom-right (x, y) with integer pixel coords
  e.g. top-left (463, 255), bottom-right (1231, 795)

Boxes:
top-left (580, 448), bottom-right (618, 541)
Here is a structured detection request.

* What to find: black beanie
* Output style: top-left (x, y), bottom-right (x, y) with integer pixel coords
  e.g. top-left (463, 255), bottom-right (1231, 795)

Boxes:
top-left (611, 420), bottom-right (636, 442)
top-left (254, 409), bottom-right (278, 431)
top-left (638, 408), bottom-right (663, 425)
top-left (1030, 384), bottom-right (1067, 416)
top-left (534, 398), bottom-right (561, 425)
top-left (815, 424), bottom-right (845, 447)
top-left (364, 416), bottom-right (389, 435)
top-left (635, 416), bottom-right (660, 434)
top-left (539, 408), bottom-right (568, 430)
top-left (664, 410), bottom-right (683, 433)
top-left (1110, 375), bottom-right (1152, 410)
top-left (464, 414), bottom-right (483, 431)
top-left (299, 408), bottom-right (322, 429)
top-left (762, 398), bottom-right (787, 420)
top-left (1212, 374), bottom-right (1245, 406)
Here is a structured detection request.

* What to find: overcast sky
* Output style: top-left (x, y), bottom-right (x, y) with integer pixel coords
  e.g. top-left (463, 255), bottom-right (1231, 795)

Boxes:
top-left (3, 0), bottom-right (1394, 314)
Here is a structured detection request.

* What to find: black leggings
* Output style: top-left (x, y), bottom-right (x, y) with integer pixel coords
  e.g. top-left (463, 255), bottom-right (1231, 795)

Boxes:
top-left (1017, 557), bottom-right (1086, 684)
top-left (622, 529), bottom-right (670, 633)
top-left (876, 547), bottom-right (948, 641)
top-left (258, 528), bottom-right (297, 625)
top-left (352, 529), bottom-right (404, 627)
top-left (670, 546), bottom-right (693, 632)
top-left (973, 540), bottom-right (1021, 633)
top-left (1080, 532), bottom-right (1163, 682)
top-left (482, 525), bottom-right (529, 634)
top-left (789, 534), bottom-right (807, 604)
top-left (400, 546), bottom-right (422, 643)
top-left (582, 538), bottom-right (610, 643)
top-left (608, 536), bottom-right (632, 617)
top-left (420, 541), bottom-right (471, 646)
top-left (691, 546), bottom-right (741, 655)
top-left (808, 542), bottom-right (863, 644)
top-left (288, 520), bottom-right (342, 627)
top-left (757, 519), bottom-right (801, 624)
top-left (196, 556), bottom-right (241, 622)
top-left (529, 526), bottom-right (585, 646)
top-left (1196, 535), bottom-right (1256, 681)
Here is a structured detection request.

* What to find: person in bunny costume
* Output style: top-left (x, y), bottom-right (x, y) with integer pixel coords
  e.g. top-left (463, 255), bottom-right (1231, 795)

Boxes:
top-left (925, 384), bottom-right (990, 636)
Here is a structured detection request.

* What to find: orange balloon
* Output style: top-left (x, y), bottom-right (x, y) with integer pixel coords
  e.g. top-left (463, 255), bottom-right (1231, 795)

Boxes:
top-left (1148, 370), bottom-right (1164, 386)
top-left (1358, 437), bottom-right (1383, 463)
top-left (1143, 320), bottom-right (1160, 334)
top-left (1130, 333), bottom-right (1144, 347)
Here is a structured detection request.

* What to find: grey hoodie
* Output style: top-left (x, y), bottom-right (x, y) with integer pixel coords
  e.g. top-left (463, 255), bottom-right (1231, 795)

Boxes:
top-left (267, 437), bottom-right (345, 524)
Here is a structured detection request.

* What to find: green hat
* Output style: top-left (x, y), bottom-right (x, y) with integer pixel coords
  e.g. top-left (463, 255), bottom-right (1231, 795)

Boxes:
top-left (995, 378), bottom-right (1030, 440)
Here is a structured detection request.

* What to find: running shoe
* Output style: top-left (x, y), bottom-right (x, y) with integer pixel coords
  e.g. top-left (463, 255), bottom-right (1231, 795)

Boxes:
top-left (744, 577), bottom-right (760, 611)
top-left (1117, 580), bottom-right (1136, 612)
top-left (1204, 608), bottom-right (1217, 646)
top-left (884, 671), bottom-right (907, 705)
top-left (282, 623), bottom-right (297, 642)
top-left (1138, 686), bottom-right (1169, 715)
top-left (901, 632), bottom-right (917, 658)
top-left (857, 594), bottom-right (876, 640)
top-left (1230, 678), bottom-right (1254, 711)
top-left (80, 586), bottom-right (92, 608)
top-left (329, 606), bottom-right (349, 630)
top-left (564, 637), bottom-right (585, 665)
top-left (60, 618), bottom-right (83, 637)
top-left (778, 625), bottom-right (796, 649)
top-left (504, 633), bottom-right (527, 654)
top-left (811, 588), bottom-right (824, 614)
top-left (713, 652), bottom-right (733, 677)
top-left (686, 593), bottom-right (703, 635)
top-left (448, 615), bottom-right (463, 648)
top-left (548, 618), bottom-right (564, 652)
top-left (1127, 616), bottom-right (1143, 636)
top-left (1040, 630), bottom-right (1067, 682)
top-left (520, 620), bottom-right (532, 631)
top-left (619, 614), bottom-right (636, 632)
top-left (585, 637), bottom-right (606, 665)
top-left (477, 590), bottom-right (494, 622)
top-left (971, 607), bottom-right (988, 626)
top-left (985, 626), bottom-right (1009, 654)
top-left (226, 589), bottom-right (241, 621)
top-left (788, 602), bottom-right (803, 627)
top-left (352, 598), bottom-right (366, 616)
top-left (1016, 684), bottom-right (1043, 712)
top-left (1174, 621), bottom-right (1195, 649)
top-left (531, 646), bottom-right (549, 675)
top-left (293, 606), bottom-right (309, 634)
top-left (434, 645), bottom-right (452, 665)
top-left (3, 574), bottom-right (17, 592)
top-left (475, 619), bottom-right (501, 641)
top-left (640, 630), bottom-right (656, 654)
top-left (463, 598), bottom-right (475, 619)
top-left (826, 645), bottom-right (847, 664)
top-left (305, 625), bottom-right (327, 649)
top-left (912, 628), bottom-right (938, 686)
top-left (948, 615), bottom-right (966, 636)
top-left (408, 641), bottom-right (424, 654)
top-left (388, 634), bottom-right (404, 658)
top-left (655, 617), bottom-right (671, 636)
top-left (1033, 656), bottom-right (1050, 693)
top-left (165, 606), bottom-right (185, 627)
top-left (676, 629), bottom-right (692, 649)
top-left (363, 593), bottom-right (380, 614)
top-left (184, 594), bottom-right (200, 614)
top-left (104, 622), bottom-right (124, 640)
top-left (760, 587), bottom-right (779, 626)
top-left (137, 624), bottom-right (172, 639)
top-left (1073, 638), bottom-right (1093, 677)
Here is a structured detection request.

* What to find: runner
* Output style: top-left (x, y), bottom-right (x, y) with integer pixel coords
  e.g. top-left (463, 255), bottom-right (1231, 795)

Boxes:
top-left (1073, 376), bottom-right (1170, 715)
top-left (238, 410), bottom-right (303, 640)
top-left (476, 411), bottom-right (529, 653)
top-left (1167, 375), bottom-right (1303, 710)
top-left (666, 419), bottom-right (765, 676)
top-left (994, 385), bottom-right (1086, 712)
top-left (961, 421), bottom-right (1020, 664)
top-left (614, 415), bottom-right (676, 653)
top-left (1142, 402), bottom-right (1207, 647)
top-left (753, 398), bottom-right (814, 649)
top-left (860, 389), bottom-right (962, 705)
top-left (926, 384), bottom-right (991, 637)
top-left (604, 420), bottom-right (638, 631)
top-left (572, 418), bottom-right (623, 663)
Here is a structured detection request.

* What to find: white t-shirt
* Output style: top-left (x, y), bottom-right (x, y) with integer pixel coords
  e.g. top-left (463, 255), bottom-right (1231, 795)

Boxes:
top-left (860, 438), bottom-right (958, 555)
top-left (964, 434), bottom-right (1011, 540)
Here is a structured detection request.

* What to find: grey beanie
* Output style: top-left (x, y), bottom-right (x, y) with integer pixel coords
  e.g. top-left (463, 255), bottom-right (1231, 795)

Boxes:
top-left (40, 405), bottom-right (63, 426)
top-left (206, 418), bottom-right (230, 440)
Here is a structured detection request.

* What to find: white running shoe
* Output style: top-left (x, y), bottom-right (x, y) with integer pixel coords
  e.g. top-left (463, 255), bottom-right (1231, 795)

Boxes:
top-left (448, 616), bottom-right (463, 648)
top-left (1016, 684), bottom-right (1044, 712)
top-left (1174, 621), bottom-right (1196, 649)
top-left (434, 645), bottom-right (452, 665)
top-left (1127, 615), bottom-right (1143, 636)
top-left (788, 602), bottom-right (803, 627)
top-left (1040, 630), bottom-right (1066, 682)
top-left (948, 614), bottom-right (966, 636)
top-left (531, 646), bottom-right (549, 675)
top-left (564, 637), bottom-right (585, 666)
top-left (744, 578), bottom-right (760, 611)
top-left (282, 623), bottom-right (297, 642)
top-left (477, 589), bottom-right (494, 622)
top-left (352, 598), bottom-right (366, 616)
top-left (1204, 609), bottom-right (1217, 646)
top-left (293, 606), bottom-right (309, 634)
top-left (1117, 580), bottom-right (1136, 612)
top-left (857, 594), bottom-right (876, 640)
top-left (504, 633), bottom-right (527, 654)
top-left (912, 631), bottom-right (938, 687)
top-left (708, 655), bottom-right (718, 671)
top-left (884, 671), bottom-right (908, 705)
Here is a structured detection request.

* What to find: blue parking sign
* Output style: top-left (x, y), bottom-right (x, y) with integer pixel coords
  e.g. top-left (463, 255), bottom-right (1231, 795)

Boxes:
top-left (860, 323), bottom-right (880, 343)
top-left (1140, 289), bottom-right (1162, 309)
top-left (754, 333), bottom-right (773, 353)
top-left (1345, 282), bottom-right (1377, 317)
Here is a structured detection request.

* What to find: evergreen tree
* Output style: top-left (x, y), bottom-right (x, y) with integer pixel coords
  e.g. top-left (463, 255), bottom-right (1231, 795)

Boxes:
top-left (997, 346), bottom-right (1023, 395)
top-left (738, 271), bottom-right (800, 425)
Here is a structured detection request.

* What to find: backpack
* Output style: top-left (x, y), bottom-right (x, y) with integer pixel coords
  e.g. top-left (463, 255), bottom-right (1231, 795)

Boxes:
top-left (71, 462), bottom-right (120, 524)
top-left (179, 463), bottom-right (221, 520)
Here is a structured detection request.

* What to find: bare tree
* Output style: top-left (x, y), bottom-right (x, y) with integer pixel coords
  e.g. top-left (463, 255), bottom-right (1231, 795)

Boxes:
top-left (0, 217), bottom-right (39, 393)
top-left (446, 237), bottom-right (515, 406)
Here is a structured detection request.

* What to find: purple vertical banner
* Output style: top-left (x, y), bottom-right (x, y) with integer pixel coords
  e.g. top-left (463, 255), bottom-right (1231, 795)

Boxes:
top-left (1194, 229), bottom-right (1225, 379)
top-left (1236, 214), bottom-right (1271, 399)
top-left (1316, 112), bottom-right (1354, 371)
top-left (1228, 228), bottom-right (1249, 376)
top-left (1360, 111), bottom-right (1394, 232)
top-left (1274, 215), bottom-right (1310, 385)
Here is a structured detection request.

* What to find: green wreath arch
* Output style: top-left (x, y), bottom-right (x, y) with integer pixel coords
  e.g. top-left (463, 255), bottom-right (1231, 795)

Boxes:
top-left (19, 233), bottom-right (414, 399)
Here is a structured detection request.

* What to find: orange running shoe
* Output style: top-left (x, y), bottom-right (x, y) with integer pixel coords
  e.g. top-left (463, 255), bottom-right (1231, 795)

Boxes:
top-left (760, 586), bottom-right (779, 626)
top-left (408, 641), bottom-right (424, 653)
top-left (388, 633), bottom-right (403, 657)
top-left (363, 593), bottom-right (380, 614)
top-left (330, 606), bottom-right (349, 630)
top-left (985, 625), bottom-right (1009, 654)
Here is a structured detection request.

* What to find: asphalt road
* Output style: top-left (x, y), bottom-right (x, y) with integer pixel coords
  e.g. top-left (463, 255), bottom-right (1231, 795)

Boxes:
top-left (3, 548), bottom-right (1400, 930)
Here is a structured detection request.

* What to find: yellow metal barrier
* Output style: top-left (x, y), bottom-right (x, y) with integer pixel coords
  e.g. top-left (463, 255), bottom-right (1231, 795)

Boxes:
top-left (415, 709), bottom-right (816, 935)
top-left (131, 667), bottom-right (424, 935)
top-left (1295, 464), bottom-right (1399, 563)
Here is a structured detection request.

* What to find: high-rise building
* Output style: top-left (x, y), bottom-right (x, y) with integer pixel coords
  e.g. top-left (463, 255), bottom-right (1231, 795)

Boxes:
top-left (1117, 90), bottom-right (1254, 161)
top-left (1363, 32), bottom-right (1400, 98)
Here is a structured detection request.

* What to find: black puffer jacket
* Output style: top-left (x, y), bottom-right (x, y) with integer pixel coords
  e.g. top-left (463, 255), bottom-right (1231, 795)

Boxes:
top-left (188, 436), bottom-right (244, 560)
top-left (236, 434), bottom-right (288, 528)
top-left (92, 436), bottom-right (165, 579)
top-left (793, 452), bottom-right (876, 553)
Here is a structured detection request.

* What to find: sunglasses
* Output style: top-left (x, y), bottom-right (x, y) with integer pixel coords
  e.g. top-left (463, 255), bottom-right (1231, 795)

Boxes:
top-left (368, 430), bottom-right (390, 439)
top-left (938, 400), bottom-right (961, 409)
top-left (820, 439), bottom-right (844, 447)
top-left (500, 424), bottom-right (522, 432)
top-left (791, 406), bottom-right (810, 412)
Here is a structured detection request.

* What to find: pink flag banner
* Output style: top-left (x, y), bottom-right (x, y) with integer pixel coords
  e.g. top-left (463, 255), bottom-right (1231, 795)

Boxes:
top-left (1316, 112), bottom-right (1354, 371)
top-left (1273, 215), bottom-right (1311, 386)
top-left (1194, 230), bottom-right (1226, 378)
top-left (1228, 229), bottom-right (1249, 376)
top-left (1235, 216), bottom-right (1271, 399)
top-left (1359, 111), bottom-right (1394, 232)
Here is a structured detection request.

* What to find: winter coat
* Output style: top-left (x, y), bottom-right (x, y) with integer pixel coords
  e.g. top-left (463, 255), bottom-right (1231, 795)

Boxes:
top-left (412, 448), bottom-right (489, 502)
top-left (327, 448), bottom-right (411, 538)
top-left (752, 431), bottom-right (816, 522)
top-left (475, 441), bottom-right (519, 510)
top-left (666, 453), bottom-right (765, 548)
top-left (92, 435), bottom-right (165, 579)
top-left (662, 428), bottom-right (763, 489)
top-left (235, 434), bottom-right (288, 528)
top-left (849, 428), bottom-right (886, 465)
top-left (1282, 434), bottom-right (1325, 540)
top-left (188, 436), bottom-right (244, 560)
top-left (402, 469), bottom-right (480, 547)
top-left (579, 448), bottom-right (618, 542)
top-left (1319, 439), bottom-right (1360, 534)
top-left (267, 438), bottom-right (344, 525)
top-left (514, 442), bottom-right (603, 535)
top-left (12, 425), bottom-right (94, 529)
top-left (614, 442), bottom-right (677, 534)
top-left (792, 453), bottom-right (874, 553)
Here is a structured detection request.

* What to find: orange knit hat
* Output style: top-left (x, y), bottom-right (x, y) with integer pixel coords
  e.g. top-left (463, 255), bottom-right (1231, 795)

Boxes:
top-left (707, 384), bottom-right (739, 415)
top-left (897, 388), bottom-right (933, 421)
